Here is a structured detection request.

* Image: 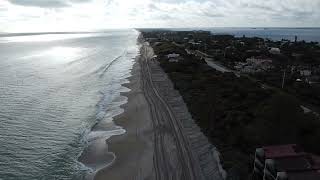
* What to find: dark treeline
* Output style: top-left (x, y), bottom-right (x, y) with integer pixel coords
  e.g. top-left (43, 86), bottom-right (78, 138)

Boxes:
top-left (151, 40), bottom-right (320, 180)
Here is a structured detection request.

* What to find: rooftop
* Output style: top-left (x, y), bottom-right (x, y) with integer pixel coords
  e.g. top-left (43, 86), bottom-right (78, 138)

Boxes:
top-left (261, 144), bottom-right (320, 180)
top-left (263, 144), bottom-right (304, 159)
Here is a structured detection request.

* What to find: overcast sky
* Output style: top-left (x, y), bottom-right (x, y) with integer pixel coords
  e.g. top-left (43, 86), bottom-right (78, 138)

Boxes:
top-left (1, 0), bottom-right (320, 32)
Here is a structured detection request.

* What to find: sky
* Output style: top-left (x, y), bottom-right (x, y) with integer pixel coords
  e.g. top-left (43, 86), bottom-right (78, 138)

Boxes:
top-left (0, 0), bottom-right (320, 32)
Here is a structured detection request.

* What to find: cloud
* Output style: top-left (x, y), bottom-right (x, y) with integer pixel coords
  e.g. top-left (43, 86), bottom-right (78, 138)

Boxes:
top-left (7, 0), bottom-right (92, 8)
top-left (1, 0), bottom-right (320, 32)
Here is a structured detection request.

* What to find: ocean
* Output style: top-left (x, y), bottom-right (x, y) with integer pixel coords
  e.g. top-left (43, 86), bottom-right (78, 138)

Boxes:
top-left (0, 29), bottom-right (139, 179)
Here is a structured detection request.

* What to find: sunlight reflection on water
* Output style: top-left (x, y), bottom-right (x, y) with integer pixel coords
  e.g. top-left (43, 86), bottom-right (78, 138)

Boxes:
top-left (0, 33), bottom-right (110, 43)
top-left (22, 46), bottom-right (84, 63)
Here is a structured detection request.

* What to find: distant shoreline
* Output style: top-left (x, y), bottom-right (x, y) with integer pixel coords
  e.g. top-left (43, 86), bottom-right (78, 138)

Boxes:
top-left (2, 27), bottom-right (320, 42)
top-left (138, 27), bottom-right (320, 43)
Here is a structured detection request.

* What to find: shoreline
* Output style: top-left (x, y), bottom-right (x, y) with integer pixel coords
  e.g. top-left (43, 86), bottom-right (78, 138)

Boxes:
top-left (93, 56), bottom-right (156, 179)
top-left (79, 54), bottom-right (156, 179)
top-left (80, 39), bottom-right (225, 180)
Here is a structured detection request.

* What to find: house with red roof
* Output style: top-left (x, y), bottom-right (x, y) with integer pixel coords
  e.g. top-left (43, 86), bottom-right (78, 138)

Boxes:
top-left (252, 144), bottom-right (320, 180)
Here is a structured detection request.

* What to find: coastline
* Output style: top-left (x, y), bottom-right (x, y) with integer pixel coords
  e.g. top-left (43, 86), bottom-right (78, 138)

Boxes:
top-left (79, 55), bottom-right (156, 179)
top-left (80, 38), bottom-right (224, 180)
top-left (92, 56), bottom-right (156, 179)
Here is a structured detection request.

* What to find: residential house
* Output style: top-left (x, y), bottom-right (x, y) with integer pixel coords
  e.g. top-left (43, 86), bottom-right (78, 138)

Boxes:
top-left (269, 47), bottom-right (281, 55)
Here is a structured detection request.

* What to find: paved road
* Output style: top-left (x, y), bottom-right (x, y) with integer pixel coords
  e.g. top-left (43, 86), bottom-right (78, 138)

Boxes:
top-left (205, 59), bottom-right (232, 73)
top-left (139, 43), bottom-right (206, 180)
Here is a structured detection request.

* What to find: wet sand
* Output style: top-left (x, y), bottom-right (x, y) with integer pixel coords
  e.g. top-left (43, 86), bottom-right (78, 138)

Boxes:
top-left (79, 50), bottom-right (159, 179)
top-left (92, 57), bottom-right (156, 179)
top-left (79, 56), bottom-right (156, 179)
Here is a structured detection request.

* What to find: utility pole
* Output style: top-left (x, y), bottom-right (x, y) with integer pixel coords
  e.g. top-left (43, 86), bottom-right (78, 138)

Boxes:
top-left (204, 43), bottom-right (207, 53)
top-left (282, 69), bottom-right (286, 89)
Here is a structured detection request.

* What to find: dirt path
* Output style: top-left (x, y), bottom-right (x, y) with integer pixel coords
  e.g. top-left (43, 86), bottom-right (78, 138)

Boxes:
top-left (140, 43), bottom-right (205, 180)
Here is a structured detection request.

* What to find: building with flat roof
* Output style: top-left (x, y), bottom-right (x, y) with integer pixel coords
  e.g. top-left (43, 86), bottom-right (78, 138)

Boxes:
top-left (252, 144), bottom-right (320, 180)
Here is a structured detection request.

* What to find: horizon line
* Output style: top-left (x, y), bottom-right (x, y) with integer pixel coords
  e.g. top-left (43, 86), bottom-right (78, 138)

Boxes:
top-left (1, 26), bottom-right (320, 35)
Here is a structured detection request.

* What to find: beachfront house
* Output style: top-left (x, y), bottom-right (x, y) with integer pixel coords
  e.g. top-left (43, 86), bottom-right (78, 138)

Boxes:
top-left (252, 144), bottom-right (320, 180)
top-left (269, 47), bottom-right (281, 55)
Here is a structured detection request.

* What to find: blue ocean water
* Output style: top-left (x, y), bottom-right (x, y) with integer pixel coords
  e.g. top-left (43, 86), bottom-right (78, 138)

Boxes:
top-left (0, 30), bottom-right (139, 179)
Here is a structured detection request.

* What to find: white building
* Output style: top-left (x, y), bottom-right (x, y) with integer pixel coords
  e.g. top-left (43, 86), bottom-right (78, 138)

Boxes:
top-left (269, 47), bottom-right (281, 55)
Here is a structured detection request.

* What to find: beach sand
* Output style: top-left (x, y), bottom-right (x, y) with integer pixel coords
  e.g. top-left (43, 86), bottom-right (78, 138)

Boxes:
top-left (94, 58), bottom-right (156, 180)
top-left (79, 57), bottom-right (156, 180)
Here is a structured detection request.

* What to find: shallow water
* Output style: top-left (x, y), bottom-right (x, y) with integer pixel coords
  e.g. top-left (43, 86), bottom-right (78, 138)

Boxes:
top-left (0, 29), bottom-right (139, 179)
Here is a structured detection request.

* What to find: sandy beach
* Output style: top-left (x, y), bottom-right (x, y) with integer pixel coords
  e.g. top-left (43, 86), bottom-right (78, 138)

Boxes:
top-left (79, 40), bottom-right (224, 180)
top-left (79, 56), bottom-right (156, 179)
top-left (93, 56), bottom-right (157, 179)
